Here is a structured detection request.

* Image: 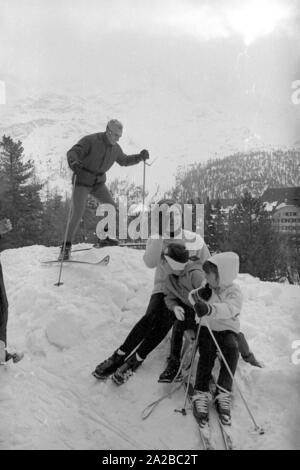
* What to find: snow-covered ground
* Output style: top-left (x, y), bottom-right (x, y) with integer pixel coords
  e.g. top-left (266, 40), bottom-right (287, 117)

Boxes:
top-left (0, 245), bottom-right (299, 450)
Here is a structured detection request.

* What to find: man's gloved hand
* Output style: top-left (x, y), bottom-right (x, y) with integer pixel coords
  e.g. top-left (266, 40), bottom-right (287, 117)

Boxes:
top-left (194, 298), bottom-right (212, 318)
top-left (70, 160), bottom-right (83, 175)
top-left (173, 305), bottom-right (185, 321)
top-left (140, 149), bottom-right (149, 161)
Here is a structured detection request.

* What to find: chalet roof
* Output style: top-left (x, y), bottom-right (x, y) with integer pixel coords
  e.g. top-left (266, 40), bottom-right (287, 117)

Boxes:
top-left (261, 187), bottom-right (300, 206)
top-left (211, 198), bottom-right (239, 209)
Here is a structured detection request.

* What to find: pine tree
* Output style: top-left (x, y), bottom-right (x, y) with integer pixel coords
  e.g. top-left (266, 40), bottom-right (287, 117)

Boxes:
top-left (224, 192), bottom-right (285, 280)
top-left (0, 135), bottom-right (43, 248)
top-left (204, 198), bottom-right (226, 253)
top-left (40, 191), bottom-right (70, 246)
top-left (213, 199), bottom-right (226, 251)
top-left (204, 198), bottom-right (216, 251)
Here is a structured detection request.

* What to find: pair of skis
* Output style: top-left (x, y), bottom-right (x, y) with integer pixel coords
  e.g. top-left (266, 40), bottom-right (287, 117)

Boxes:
top-left (184, 381), bottom-right (233, 450)
top-left (41, 241), bottom-right (144, 265)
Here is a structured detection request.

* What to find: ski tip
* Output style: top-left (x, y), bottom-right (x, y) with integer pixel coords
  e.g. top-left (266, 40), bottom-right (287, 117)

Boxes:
top-left (102, 255), bottom-right (110, 265)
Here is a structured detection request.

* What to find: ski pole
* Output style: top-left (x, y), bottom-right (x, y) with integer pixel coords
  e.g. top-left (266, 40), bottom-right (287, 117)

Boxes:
top-left (203, 317), bottom-right (264, 434)
top-left (142, 159), bottom-right (146, 214)
top-left (140, 156), bottom-right (158, 217)
top-left (141, 343), bottom-right (192, 420)
top-left (55, 174), bottom-right (77, 287)
top-left (175, 319), bottom-right (202, 415)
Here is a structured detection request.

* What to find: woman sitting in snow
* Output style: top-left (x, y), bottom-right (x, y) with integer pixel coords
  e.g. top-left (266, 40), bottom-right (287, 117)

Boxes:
top-left (0, 217), bottom-right (24, 364)
top-left (92, 199), bottom-right (211, 384)
top-left (92, 199), bottom-right (261, 385)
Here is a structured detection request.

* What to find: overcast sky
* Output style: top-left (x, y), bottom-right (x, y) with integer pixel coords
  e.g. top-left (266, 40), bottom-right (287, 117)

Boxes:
top-left (1, 0), bottom-right (299, 95)
top-left (0, 0), bottom-right (299, 195)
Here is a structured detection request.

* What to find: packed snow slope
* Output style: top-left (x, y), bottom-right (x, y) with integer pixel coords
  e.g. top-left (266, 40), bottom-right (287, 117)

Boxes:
top-left (0, 245), bottom-right (299, 450)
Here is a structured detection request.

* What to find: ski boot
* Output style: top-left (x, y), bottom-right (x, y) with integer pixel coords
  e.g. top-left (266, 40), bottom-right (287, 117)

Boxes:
top-left (192, 390), bottom-right (211, 427)
top-left (158, 356), bottom-right (181, 383)
top-left (93, 237), bottom-right (119, 248)
top-left (58, 241), bottom-right (72, 261)
top-left (112, 354), bottom-right (143, 385)
top-left (214, 385), bottom-right (232, 425)
top-left (0, 341), bottom-right (24, 365)
top-left (92, 350), bottom-right (126, 380)
top-left (6, 351), bottom-right (24, 363)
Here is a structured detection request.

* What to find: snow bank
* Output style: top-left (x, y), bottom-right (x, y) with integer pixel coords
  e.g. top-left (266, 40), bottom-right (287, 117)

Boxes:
top-left (0, 245), bottom-right (299, 450)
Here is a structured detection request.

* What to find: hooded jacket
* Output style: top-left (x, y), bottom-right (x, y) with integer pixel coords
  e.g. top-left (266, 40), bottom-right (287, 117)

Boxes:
top-left (143, 230), bottom-right (211, 295)
top-left (67, 132), bottom-right (142, 187)
top-left (164, 260), bottom-right (206, 311)
top-left (204, 252), bottom-right (242, 335)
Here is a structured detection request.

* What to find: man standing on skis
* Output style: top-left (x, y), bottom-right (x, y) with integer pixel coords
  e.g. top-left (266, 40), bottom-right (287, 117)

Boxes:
top-left (60, 119), bottom-right (149, 260)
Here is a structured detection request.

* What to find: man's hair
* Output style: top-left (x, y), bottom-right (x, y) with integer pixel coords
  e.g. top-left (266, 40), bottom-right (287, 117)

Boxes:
top-left (202, 260), bottom-right (219, 277)
top-left (106, 119), bottom-right (123, 132)
top-left (165, 243), bottom-right (189, 263)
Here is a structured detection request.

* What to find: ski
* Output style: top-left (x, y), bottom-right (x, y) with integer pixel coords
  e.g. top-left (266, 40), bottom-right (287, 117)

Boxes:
top-left (93, 242), bottom-right (146, 248)
top-left (72, 247), bottom-right (93, 253)
top-left (184, 382), bottom-right (215, 450)
top-left (41, 255), bottom-right (110, 266)
top-left (216, 414), bottom-right (234, 450)
top-left (209, 378), bottom-right (234, 450)
top-left (119, 243), bottom-right (146, 247)
top-left (196, 421), bottom-right (214, 451)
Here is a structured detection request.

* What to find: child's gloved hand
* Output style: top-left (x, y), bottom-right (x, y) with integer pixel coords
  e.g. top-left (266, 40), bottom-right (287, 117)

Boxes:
top-left (197, 283), bottom-right (212, 301)
top-left (173, 306), bottom-right (185, 321)
top-left (194, 299), bottom-right (212, 318)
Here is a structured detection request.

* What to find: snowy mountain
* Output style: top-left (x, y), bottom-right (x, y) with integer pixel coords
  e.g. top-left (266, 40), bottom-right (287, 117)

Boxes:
top-left (173, 149), bottom-right (300, 200)
top-left (0, 75), bottom-right (299, 198)
top-left (0, 244), bottom-right (299, 450)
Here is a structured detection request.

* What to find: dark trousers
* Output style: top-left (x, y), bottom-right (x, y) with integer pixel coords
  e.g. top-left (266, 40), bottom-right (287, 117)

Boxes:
top-left (119, 293), bottom-right (175, 360)
top-left (0, 263), bottom-right (8, 345)
top-left (66, 183), bottom-right (116, 242)
top-left (195, 326), bottom-right (239, 392)
top-left (237, 332), bottom-right (251, 358)
top-left (171, 322), bottom-right (251, 361)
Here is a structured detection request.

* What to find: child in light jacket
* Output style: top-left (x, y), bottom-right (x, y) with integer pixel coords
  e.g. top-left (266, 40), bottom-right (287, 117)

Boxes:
top-left (188, 252), bottom-right (242, 426)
